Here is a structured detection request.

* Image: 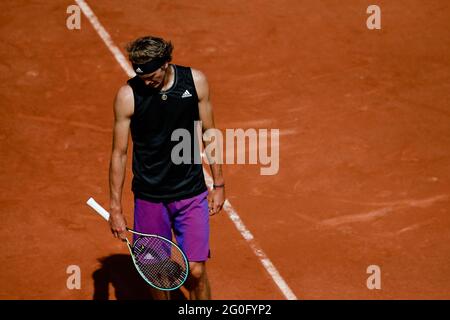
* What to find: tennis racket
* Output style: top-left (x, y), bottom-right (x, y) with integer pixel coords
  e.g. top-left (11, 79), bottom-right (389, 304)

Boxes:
top-left (86, 197), bottom-right (189, 291)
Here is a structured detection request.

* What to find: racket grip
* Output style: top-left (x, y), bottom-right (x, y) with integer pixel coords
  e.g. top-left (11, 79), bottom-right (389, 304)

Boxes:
top-left (86, 197), bottom-right (110, 221)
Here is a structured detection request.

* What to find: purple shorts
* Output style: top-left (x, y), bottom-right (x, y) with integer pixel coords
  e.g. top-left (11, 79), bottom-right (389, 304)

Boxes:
top-left (133, 190), bottom-right (210, 262)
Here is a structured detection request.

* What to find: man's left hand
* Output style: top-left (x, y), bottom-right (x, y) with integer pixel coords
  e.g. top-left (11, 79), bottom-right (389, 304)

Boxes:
top-left (208, 187), bottom-right (225, 215)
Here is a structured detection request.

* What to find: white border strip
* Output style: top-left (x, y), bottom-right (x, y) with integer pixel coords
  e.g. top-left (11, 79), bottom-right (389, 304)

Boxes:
top-left (77, 0), bottom-right (297, 300)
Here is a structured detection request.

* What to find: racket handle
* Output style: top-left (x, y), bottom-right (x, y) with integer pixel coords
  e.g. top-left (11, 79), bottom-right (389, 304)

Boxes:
top-left (86, 197), bottom-right (110, 221)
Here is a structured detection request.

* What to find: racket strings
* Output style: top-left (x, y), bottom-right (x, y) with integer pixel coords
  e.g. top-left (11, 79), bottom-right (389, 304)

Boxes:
top-left (132, 236), bottom-right (188, 289)
top-left (138, 244), bottom-right (186, 287)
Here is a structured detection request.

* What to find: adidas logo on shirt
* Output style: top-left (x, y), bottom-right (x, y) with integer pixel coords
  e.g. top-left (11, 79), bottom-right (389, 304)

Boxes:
top-left (181, 90), bottom-right (192, 98)
top-left (135, 67), bottom-right (143, 73)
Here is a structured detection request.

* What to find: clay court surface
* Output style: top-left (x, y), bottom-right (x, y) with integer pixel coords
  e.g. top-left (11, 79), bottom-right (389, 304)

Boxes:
top-left (1, 0), bottom-right (450, 299)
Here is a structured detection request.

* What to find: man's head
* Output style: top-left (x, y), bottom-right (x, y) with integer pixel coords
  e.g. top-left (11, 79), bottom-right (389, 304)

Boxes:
top-left (126, 36), bottom-right (174, 88)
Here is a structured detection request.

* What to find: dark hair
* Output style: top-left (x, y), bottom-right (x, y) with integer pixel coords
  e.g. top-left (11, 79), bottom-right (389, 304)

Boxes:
top-left (126, 36), bottom-right (173, 64)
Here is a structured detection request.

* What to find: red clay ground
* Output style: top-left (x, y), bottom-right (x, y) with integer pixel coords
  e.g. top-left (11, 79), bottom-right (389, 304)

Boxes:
top-left (1, 0), bottom-right (449, 299)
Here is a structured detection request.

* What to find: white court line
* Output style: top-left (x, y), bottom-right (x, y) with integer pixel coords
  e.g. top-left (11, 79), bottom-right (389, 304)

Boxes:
top-left (76, 0), bottom-right (298, 300)
top-left (75, 0), bottom-right (135, 78)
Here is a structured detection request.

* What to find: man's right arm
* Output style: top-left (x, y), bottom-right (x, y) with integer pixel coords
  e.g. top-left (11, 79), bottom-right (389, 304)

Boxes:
top-left (109, 85), bottom-right (134, 239)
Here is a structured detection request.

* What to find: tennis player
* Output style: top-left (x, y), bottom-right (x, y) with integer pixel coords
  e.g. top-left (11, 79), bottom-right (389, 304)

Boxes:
top-left (108, 36), bottom-right (225, 300)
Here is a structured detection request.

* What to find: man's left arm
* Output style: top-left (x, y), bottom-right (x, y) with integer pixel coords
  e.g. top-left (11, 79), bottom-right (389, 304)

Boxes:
top-left (192, 69), bottom-right (225, 215)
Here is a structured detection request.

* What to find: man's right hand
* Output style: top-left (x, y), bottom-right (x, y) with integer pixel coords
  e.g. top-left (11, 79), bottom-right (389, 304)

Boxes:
top-left (109, 209), bottom-right (127, 240)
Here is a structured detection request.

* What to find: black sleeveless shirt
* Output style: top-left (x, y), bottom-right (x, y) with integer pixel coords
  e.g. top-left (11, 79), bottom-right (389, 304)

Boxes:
top-left (127, 64), bottom-right (207, 202)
